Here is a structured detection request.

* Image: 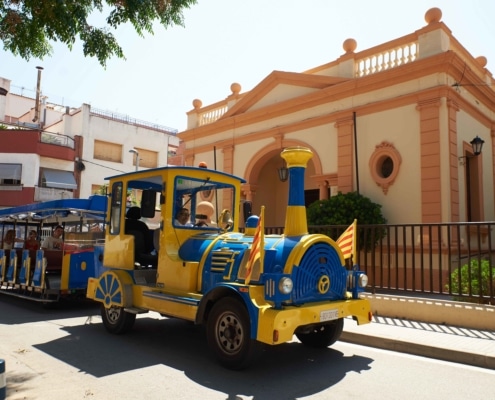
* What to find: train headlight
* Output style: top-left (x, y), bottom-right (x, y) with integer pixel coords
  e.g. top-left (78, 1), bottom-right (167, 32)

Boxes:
top-left (279, 277), bottom-right (293, 294)
top-left (358, 274), bottom-right (368, 288)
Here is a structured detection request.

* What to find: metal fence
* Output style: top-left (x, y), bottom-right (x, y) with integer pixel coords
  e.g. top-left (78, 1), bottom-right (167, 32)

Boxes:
top-left (260, 222), bottom-right (495, 305)
top-left (90, 107), bottom-right (178, 134)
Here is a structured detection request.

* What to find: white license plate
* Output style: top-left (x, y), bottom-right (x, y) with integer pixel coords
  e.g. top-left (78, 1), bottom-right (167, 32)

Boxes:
top-left (320, 309), bottom-right (339, 322)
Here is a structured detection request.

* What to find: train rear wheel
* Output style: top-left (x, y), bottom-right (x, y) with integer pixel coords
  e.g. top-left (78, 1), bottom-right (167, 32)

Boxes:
top-left (296, 318), bottom-right (344, 348)
top-left (100, 304), bottom-right (136, 334)
top-left (207, 297), bottom-right (261, 370)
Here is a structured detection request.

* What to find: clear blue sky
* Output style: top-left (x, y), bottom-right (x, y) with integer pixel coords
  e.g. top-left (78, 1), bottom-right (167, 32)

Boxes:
top-left (1, 0), bottom-right (494, 132)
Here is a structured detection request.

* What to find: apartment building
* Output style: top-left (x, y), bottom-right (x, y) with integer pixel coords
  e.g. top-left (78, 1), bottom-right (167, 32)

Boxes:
top-left (0, 76), bottom-right (179, 207)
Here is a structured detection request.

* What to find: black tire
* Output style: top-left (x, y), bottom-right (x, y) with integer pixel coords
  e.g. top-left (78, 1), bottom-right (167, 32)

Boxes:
top-left (100, 304), bottom-right (136, 334)
top-left (296, 318), bottom-right (344, 348)
top-left (207, 297), bottom-right (261, 370)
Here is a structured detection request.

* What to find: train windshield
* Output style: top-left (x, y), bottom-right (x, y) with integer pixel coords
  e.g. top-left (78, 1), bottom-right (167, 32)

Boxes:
top-left (173, 176), bottom-right (236, 229)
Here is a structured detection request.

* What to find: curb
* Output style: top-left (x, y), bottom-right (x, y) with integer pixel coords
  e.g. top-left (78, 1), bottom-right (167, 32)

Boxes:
top-left (340, 331), bottom-right (495, 370)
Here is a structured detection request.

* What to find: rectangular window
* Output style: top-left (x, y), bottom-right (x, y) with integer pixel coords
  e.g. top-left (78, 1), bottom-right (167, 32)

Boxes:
top-left (0, 163), bottom-right (22, 185)
top-left (135, 148), bottom-right (158, 169)
top-left (94, 140), bottom-right (123, 163)
top-left (92, 184), bottom-right (107, 195)
top-left (41, 169), bottom-right (77, 190)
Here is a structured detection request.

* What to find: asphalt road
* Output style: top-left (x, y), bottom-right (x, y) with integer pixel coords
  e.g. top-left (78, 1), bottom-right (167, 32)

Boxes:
top-left (1, 296), bottom-right (494, 400)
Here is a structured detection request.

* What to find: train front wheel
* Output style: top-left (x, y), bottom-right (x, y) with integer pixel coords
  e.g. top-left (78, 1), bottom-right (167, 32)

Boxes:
top-left (100, 304), bottom-right (136, 334)
top-left (206, 297), bottom-right (261, 370)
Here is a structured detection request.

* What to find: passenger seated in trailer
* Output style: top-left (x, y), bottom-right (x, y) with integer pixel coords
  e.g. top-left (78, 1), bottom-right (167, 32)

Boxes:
top-left (42, 225), bottom-right (64, 250)
top-left (125, 206), bottom-right (157, 268)
top-left (24, 230), bottom-right (40, 251)
top-left (1, 229), bottom-right (24, 250)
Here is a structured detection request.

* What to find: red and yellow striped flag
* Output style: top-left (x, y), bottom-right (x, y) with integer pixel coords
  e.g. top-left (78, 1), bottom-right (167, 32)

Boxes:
top-left (245, 206), bottom-right (265, 285)
top-left (337, 219), bottom-right (357, 262)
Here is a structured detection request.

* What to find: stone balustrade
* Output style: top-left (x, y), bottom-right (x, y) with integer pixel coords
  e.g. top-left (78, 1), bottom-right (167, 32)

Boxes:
top-left (186, 7), bottom-right (494, 129)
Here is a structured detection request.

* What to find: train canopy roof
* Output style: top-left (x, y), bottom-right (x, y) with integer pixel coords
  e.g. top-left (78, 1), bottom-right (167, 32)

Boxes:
top-left (0, 195), bottom-right (107, 223)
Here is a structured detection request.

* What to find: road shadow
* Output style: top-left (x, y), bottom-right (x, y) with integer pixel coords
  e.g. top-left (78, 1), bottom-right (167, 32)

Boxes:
top-left (32, 314), bottom-right (373, 400)
top-left (0, 293), bottom-right (99, 324)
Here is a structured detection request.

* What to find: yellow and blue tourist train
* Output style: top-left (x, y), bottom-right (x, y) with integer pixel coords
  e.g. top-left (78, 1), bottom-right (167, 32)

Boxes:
top-left (86, 146), bottom-right (372, 369)
top-left (0, 196), bottom-right (106, 303)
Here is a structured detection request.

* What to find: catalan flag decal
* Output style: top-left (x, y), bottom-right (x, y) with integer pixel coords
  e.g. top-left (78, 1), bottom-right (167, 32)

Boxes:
top-left (337, 219), bottom-right (357, 262)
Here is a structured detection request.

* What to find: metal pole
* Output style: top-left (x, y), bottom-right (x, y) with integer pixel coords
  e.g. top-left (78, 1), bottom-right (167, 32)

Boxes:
top-left (33, 66), bottom-right (43, 124)
top-left (129, 149), bottom-right (139, 171)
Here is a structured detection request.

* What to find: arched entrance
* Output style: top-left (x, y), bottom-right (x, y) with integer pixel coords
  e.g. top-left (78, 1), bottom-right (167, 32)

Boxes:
top-left (242, 142), bottom-right (324, 227)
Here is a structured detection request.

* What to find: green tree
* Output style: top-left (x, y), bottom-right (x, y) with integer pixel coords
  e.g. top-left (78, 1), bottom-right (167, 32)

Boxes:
top-left (307, 191), bottom-right (387, 251)
top-left (0, 0), bottom-right (198, 67)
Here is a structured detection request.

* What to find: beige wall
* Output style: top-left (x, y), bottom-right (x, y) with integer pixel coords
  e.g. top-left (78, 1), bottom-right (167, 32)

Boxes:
top-left (178, 8), bottom-right (495, 226)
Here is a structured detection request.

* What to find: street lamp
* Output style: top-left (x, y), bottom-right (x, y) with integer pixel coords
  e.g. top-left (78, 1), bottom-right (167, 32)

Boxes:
top-left (278, 162), bottom-right (288, 182)
top-left (470, 136), bottom-right (484, 156)
top-left (459, 136), bottom-right (485, 165)
top-left (129, 148), bottom-right (139, 171)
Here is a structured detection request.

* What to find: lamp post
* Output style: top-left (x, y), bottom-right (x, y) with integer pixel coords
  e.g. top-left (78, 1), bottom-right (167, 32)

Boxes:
top-left (129, 149), bottom-right (139, 171)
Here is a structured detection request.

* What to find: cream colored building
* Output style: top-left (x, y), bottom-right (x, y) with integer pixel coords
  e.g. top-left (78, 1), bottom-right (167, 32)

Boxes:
top-left (179, 7), bottom-right (495, 227)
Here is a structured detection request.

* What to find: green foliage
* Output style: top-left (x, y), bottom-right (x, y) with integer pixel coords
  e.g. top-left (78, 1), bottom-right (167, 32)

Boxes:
top-left (307, 191), bottom-right (387, 251)
top-left (446, 259), bottom-right (495, 303)
top-left (307, 191), bottom-right (387, 226)
top-left (0, 0), bottom-right (198, 67)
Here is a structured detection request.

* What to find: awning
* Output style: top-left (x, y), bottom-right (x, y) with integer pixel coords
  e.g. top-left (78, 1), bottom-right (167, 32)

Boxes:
top-left (43, 169), bottom-right (77, 190)
top-left (0, 163), bottom-right (21, 180)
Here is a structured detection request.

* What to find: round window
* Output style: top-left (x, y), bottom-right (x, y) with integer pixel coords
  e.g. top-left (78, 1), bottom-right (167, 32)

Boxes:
top-left (380, 156), bottom-right (394, 178)
top-left (369, 142), bottom-right (402, 194)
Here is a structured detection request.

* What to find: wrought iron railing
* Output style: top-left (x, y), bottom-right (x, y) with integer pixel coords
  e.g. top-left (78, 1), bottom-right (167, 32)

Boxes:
top-left (255, 222), bottom-right (495, 305)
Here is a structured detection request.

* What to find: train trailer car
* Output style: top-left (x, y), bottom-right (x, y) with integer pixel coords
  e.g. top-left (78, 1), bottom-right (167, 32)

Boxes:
top-left (86, 147), bottom-right (372, 369)
top-left (0, 196), bottom-right (106, 303)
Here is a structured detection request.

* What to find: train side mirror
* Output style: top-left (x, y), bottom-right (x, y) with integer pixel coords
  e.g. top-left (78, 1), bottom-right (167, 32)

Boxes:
top-left (243, 201), bottom-right (252, 224)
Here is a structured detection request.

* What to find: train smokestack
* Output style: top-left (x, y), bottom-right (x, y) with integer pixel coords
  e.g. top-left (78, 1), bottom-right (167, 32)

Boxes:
top-left (281, 146), bottom-right (313, 236)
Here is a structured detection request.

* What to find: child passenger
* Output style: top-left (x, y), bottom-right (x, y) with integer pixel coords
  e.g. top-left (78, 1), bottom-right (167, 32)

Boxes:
top-left (24, 230), bottom-right (40, 251)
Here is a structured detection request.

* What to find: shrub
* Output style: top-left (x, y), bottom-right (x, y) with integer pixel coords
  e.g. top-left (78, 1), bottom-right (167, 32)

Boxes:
top-left (307, 191), bottom-right (387, 251)
top-left (446, 259), bottom-right (495, 303)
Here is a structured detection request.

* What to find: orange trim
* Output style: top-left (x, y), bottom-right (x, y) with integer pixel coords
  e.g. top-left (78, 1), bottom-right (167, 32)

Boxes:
top-left (447, 99), bottom-right (460, 222)
top-left (417, 98), bottom-right (442, 223)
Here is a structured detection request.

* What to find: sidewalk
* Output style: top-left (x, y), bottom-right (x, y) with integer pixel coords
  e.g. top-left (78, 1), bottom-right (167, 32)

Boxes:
top-left (341, 315), bottom-right (495, 370)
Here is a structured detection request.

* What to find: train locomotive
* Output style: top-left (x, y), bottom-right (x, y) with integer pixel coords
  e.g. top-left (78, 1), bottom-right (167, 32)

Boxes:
top-left (86, 146), bottom-right (372, 369)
